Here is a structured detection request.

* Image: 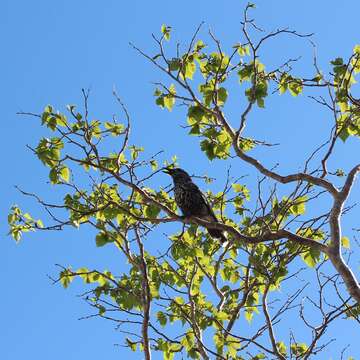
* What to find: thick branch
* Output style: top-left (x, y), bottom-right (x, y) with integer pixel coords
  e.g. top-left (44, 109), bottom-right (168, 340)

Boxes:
top-left (327, 164), bottom-right (360, 303)
top-left (209, 109), bottom-right (339, 196)
top-left (65, 155), bottom-right (327, 252)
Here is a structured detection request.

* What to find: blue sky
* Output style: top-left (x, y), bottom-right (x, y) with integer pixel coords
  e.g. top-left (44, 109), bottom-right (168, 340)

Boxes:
top-left (2, 1), bottom-right (360, 359)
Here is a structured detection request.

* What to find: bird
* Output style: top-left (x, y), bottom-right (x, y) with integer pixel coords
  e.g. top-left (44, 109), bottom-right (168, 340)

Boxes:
top-left (163, 167), bottom-right (227, 243)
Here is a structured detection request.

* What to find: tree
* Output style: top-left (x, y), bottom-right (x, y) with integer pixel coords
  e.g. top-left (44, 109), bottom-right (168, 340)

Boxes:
top-left (8, 3), bottom-right (360, 359)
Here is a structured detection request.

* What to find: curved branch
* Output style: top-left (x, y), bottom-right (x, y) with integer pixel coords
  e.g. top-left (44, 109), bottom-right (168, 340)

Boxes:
top-left (327, 164), bottom-right (360, 303)
top-left (262, 285), bottom-right (286, 360)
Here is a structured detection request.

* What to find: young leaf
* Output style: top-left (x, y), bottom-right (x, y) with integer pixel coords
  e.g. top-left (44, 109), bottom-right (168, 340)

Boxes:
top-left (341, 236), bottom-right (350, 249)
top-left (157, 311), bottom-right (167, 327)
top-left (95, 232), bottom-right (113, 247)
top-left (161, 24), bottom-right (171, 41)
top-left (59, 166), bottom-right (70, 182)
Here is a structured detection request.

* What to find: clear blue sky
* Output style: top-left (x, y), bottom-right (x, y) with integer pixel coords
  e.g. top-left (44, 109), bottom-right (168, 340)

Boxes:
top-left (2, 1), bottom-right (360, 359)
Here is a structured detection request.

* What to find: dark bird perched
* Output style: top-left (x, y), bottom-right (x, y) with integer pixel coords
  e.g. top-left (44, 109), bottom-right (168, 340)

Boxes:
top-left (163, 167), bottom-right (227, 243)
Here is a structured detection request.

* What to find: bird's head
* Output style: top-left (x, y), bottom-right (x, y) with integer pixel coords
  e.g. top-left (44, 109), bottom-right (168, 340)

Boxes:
top-left (163, 167), bottom-right (192, 183)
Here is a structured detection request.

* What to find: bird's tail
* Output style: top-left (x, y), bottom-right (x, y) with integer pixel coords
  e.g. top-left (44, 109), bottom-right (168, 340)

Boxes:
top-left (208, 228), bottom-right (227, 244)
top-left (202, 214), bottom-right (227, 243)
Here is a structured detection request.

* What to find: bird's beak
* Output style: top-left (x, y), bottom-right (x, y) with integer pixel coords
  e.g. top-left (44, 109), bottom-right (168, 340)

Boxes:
top-left (162, 167), bottom-right (172, 175)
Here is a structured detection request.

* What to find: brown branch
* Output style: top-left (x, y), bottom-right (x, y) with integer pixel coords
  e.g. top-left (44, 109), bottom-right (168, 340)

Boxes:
top-left (135, 229), bottom-right (152, 360)
top-left (327, 165), bottom-right (360, 303)
top-left (262, 285), bottom-right (286, 360)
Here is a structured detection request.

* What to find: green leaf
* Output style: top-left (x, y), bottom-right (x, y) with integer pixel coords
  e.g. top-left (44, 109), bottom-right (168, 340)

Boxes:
top-left (174, 296), bottom-right (185, 305)
top-left (277, 341), bottom-right (287, 356)
top-left (60, 269), bottom-right (73, 289)
top-left (164, 96), bottom-right (175, 111)
top-left (36, 137), bottom-right (63, 168)
top-left (129, 146), bottom-right (144, 161)
top-left (77, 267), bottom-right (92, 283)
top-left (154, 88), bottom-right (162, 96)
top-left (155, 96), bottom-right (165, 108)
top-left (126, 338), bottom-right (137, 352)
top-left (279, 73), bottom-right (289, 94)
top-left (104, 122), bottom-right (125, 136)
top-left (183, 60), bottom-right (196, 80)
top-left (181, 332), bottom-right (195, 351)
top-left (164, 84), bottom-right (176, 111)
top-left (232, 184), bottom-right (250, 199)
top-left (213, 333), bottom-right (224, 354)
top-left (161, 24), bottom-right (171, 41)
top-left (215, 310), bottom-right (229, 321)
top-left (301, 247), bottom-right (321, 267)
top-left (157, 311), bottom-right (167, 327)
top-left (217, 87), bottom-right (228, 105)
top-left (12, 229), bottom-right (22, 242)
top-left (235, 43), bottom-right (250, 56)
top-left (49, 168), bottom-right (59, 184)
top-left (59, 166), bottom-right (70, 182)
top-left (194, 40), bottom-right (205, 52)
top-left (338, 125), bottom-right (351, 142)
top-left (95, 232), bottom-right (113, 247)
top-left (168, 58), bottom-right (181, 71)
top-left (36, 219), bottom-right (44, 228)
top-left (257, 97), bottom-right (265, 108)
top-left (342, 236), bottom-right (350, 249)
top-left (226, 335), bottom-right (240, 358)
top-left (150, 160), bottom-right (158, 170)
top-left (200, 139), bottom-right (216, 160)
top-left (238, 64), bottom-right (253, 82)
top-left (289, 196), bottom-right (307, 215)
top-left (288, 80), bottom-right (303, 96)
top-left (187, 105), bottom-right (205, 123)
top-left (199, 83), bottom-right (215, 106)
top-left (291, 342), bottom-right (308, 356)
top-left (252, 354), bottom-right (266, 360)
top-left (331, 57), bottom-right (344, 66)
top-left (98, 305), bottom-right (106, 316)
top-left (245, 308), bottom-right (254, 323)
top-left (189, 124), bottom-right (200, 135)
top-left (144, 204), bottom-right (161, 219)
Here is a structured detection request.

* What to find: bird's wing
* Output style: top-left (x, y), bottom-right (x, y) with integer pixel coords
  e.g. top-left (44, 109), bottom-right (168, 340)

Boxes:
top-left (188, 182), bottom-right (218, 222)
top-left (187, 182), bottom-right (226, 242)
